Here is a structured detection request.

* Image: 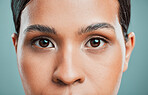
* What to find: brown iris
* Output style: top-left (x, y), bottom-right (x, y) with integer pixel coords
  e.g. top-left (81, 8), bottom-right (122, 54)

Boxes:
top-left (39, 39), bottom-right (49, 47)
top-left (90, 38), bottom-right (100, 47)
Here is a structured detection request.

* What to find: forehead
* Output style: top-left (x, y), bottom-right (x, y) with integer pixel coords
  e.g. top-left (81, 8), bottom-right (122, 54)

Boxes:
top-left (21, 0), bottom-right (119, 26)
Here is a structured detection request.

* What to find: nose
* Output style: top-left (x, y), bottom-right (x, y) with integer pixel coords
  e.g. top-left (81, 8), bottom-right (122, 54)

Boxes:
top-left (52, 43), bottom-right (85, 86)
top-left (52, 64), bottom-right (85, 86)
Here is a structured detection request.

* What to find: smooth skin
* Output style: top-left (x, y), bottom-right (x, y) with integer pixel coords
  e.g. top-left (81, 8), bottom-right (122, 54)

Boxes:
top-left (12, 0), bottom-right (135, 95)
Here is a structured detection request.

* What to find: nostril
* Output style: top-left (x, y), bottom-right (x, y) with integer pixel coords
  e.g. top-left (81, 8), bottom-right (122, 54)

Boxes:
top-left (52, 77), bottom-right (84, 86)
top-left (57, 79), bottom-right (67, 86)
top-left (74, 78), bottom-right (84, 84)
top-left (74, 79), bottom-right (80, 83)
top-left (52, 78), bottom-right (67, 86)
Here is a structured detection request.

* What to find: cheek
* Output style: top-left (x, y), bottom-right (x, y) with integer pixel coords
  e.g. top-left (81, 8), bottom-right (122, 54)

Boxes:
top-left (17, 46), bottom-right (56, 94)
top-left (84, 44), bottom-right (124, 94)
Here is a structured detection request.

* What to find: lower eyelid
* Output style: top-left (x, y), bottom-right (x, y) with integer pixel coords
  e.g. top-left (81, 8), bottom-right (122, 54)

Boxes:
top-left (86, 37), bottom-right (108, 45)
top-left (84, 42), bottom-right (109, 54)
top-left (85, 43), bottom-right (107, 50)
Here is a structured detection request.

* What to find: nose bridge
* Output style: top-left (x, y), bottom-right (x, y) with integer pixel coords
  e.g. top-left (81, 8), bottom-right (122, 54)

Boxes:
top-left (63, 40), bottom-right (77, 66)
top-left (52, 40), bottom-right (85, 85)
top-left (60, 39), bottom-right (79, 71)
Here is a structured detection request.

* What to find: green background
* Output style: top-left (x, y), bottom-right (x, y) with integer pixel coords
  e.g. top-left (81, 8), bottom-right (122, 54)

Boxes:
top-left (0, 0), bottom-right (148, 95)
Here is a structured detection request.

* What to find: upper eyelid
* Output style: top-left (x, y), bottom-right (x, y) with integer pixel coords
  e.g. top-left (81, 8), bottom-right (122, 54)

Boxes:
top-left (31, 36), bottom-right (52, 41)
top-left (31, 36), bottom-right (55, 46)
top-left (85, 35), bottom-right (109, 44)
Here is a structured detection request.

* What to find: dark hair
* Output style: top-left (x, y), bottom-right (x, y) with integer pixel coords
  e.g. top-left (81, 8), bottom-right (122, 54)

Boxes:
top-left (11, 0), bottom-right (130, 41)
top-left (118, 0), bottom-right (131, 41)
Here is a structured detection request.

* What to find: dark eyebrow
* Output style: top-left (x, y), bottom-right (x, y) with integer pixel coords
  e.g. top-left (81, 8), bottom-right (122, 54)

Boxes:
top-left (79, 23), bottom-right (115, 35)
top-left (24, 24), bottom-right (56, 34)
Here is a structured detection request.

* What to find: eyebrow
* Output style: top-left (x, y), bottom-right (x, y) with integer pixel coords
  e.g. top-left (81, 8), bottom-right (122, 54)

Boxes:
top-left (24, 23), bottom-right (114, 35)
top-left (79, 23), bottom-right (115, 35)
top-left (24, 24), bottom-right (56, 34)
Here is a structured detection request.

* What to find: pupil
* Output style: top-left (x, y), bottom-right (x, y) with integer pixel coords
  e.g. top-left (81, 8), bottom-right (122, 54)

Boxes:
top-left (39, 39), bottom-right (49, 47)
top-left (90, 38), bottom-right (100, 47)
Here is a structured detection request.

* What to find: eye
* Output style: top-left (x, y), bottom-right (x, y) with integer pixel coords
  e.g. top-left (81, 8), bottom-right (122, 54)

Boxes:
top-left (33, 38), bottom-right (54, 48)
top-left (85, 38), bottom-right (107, 48)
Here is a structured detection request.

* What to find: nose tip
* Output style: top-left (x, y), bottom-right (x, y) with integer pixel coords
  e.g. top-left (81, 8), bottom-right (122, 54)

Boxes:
top-left (52, 66), bottom-right (85, 86)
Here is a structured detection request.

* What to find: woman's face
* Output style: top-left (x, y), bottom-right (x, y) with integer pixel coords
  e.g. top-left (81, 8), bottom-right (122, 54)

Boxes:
top-left (12, 0), bottom-right (135, 95)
